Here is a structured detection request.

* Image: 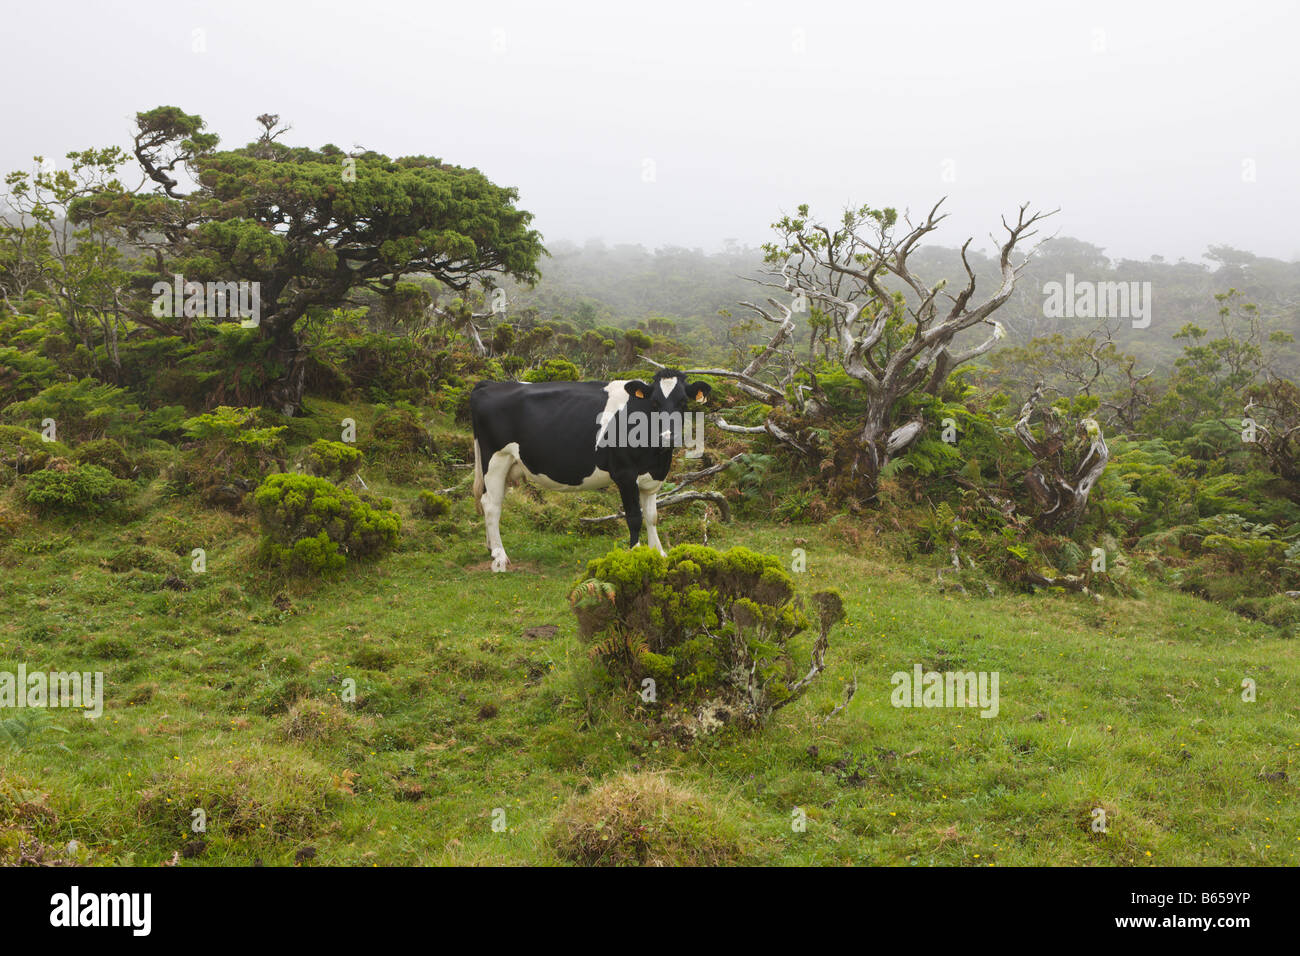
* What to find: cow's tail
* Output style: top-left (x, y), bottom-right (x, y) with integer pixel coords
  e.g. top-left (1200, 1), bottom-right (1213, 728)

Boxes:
top-left (472, 437), bottom-right (485, 515)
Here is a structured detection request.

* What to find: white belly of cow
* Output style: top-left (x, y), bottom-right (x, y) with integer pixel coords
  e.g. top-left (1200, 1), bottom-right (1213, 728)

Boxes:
top-left (522, 462), bottom-right (614, 491)
top-left (496, 444), bottom-right (618, 494)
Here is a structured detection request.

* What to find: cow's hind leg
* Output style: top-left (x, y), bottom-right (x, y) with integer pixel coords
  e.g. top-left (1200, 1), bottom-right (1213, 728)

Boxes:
top-left (638, 480), bottom-right (665, 556)
top-left (616, 478), bottom-right (643, 549)
top-left (481, 449), bottom-right (514, 572)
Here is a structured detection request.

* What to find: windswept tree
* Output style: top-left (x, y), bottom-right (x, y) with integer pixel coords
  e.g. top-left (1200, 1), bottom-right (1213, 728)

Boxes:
top-left (697, 200), bottom-right (1053, 499)
top-left (81, 107), bottom-right (545, 413)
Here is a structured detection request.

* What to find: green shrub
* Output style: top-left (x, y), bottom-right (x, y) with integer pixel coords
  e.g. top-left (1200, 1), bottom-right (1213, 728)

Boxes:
top-left (252, 473), bottom-right (400, 575)
top-left (368, 404), bottom-right (435, 457)
top-left (415, 490), bottom-right (450, 518)
top-left (175, 406), bottom-right (286, 507)
top-left (0, 424), bottom-right (68, 475)
top-left (24, 464), bottom-right (132, 515)
top-left (523, 358), bottom-right (581, 382)
top-left (3, 378), bottom-right (142, 444)
top-left (571, 545), bottom-right (843, 727)
top-left (71, 438), bottom-right (136, 479)
top-left (305, 439), bottom-right (362, 480)
top-left (0, 346), bottom-right (61, 403)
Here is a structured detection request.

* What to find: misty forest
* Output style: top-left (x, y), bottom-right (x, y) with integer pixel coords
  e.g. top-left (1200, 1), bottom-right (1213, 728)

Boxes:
top-left (1, 99), bottom-right (1297, 868)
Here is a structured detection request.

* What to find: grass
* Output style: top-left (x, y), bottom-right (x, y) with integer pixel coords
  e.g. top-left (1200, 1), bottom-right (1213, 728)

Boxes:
top-left (0, 464), bottom-right (1297, 866)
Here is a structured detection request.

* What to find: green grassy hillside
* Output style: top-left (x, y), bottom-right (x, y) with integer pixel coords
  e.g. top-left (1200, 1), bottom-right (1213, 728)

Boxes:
top-left (3, 470), bottom-right (1295, 866)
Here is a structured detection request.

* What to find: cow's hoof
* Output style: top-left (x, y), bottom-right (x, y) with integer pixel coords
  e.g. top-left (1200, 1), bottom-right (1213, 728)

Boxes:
top-left (491, 553), bottom-right (510, 573)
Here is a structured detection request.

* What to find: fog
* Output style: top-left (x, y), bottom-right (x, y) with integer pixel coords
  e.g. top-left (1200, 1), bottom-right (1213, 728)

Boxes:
top-left (3, 0), bottom-right (1297, 261)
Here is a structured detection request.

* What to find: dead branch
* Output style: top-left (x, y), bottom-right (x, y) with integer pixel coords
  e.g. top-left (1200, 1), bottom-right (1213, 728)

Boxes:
top-left (580, 490), bottom-right (732, 525)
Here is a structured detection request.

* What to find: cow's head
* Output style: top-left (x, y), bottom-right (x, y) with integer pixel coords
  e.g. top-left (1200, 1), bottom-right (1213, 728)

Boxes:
top-left (623, 369), bottom-right (711, 450)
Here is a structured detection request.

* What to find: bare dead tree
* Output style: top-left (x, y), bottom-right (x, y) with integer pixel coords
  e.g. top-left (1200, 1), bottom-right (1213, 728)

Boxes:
top-left (716, 199), bottom-right (1054, 497)
top-left (1014, 382), bottom-right (1110, 532)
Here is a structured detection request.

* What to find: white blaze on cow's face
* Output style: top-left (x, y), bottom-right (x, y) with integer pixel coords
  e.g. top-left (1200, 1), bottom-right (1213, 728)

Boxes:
top-left (656, 376), bottom-right (680, 443)
top-left (594, 380), bottom-right (633, 448)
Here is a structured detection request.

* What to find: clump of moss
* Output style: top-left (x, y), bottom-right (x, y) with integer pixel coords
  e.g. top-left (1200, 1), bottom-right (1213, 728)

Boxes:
top-left (252, 473), bottom-right (400, 575)
top-left (0, 423), bottom-right (71, 474)
top-left (571, 544), bottom-right (843, 726)
top-left (281, 698), bottom-right (353, 743)
top-left (369, 404), bottom-right (435, 457)
top-left (135, 745), bottom-right (341, 838)
top-left (549, 772), bottom-right (747, 866)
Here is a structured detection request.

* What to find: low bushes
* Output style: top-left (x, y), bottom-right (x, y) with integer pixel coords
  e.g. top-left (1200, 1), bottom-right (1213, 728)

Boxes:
top-left (174, 406), bottom-right (286, 508)
top-left (24, 463), bottom-right (132, 515)
top-left (304, 439), bottom-right (362, 481)
top-left (571, 544), bottom-right (843, 727)
top-left (415, 490), bottom-right (450, 518)
top-left (252, 473), bottom-right (400, 574)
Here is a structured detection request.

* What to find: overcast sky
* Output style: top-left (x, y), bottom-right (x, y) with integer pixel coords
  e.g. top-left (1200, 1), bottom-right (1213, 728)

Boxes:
top-left (4, 0), bottom-right (1298, 262)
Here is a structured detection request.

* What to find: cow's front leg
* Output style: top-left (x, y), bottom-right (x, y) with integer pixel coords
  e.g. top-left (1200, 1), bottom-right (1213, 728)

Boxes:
top-left (638, 478), bottom-right (665, 556)
top-left (616, 478), bottom-right (643, 549)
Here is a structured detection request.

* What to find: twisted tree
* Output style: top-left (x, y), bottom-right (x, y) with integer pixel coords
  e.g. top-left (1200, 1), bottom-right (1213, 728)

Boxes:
top-left (1014, 383), bottom-right (1110, 532)
top-left (709, 200), bottom-right (1054, 498)
top-left (82, 106), bottom-right (544, 414)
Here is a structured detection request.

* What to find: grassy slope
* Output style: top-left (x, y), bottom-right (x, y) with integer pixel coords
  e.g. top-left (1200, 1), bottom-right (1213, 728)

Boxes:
top-left (1, 467), bottom-right (1297, 867)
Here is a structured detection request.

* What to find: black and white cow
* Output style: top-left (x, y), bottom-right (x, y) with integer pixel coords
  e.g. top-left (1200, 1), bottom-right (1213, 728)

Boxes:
top-left (470, 368), bottom-right (712, 571)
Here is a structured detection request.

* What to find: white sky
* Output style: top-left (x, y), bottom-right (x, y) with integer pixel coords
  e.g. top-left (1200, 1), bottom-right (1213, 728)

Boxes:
top-left (3, 0), bottom-right (1298, 262)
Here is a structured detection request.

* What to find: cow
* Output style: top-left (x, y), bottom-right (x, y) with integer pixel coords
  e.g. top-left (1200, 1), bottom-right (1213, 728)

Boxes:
top-left (470, 368), bottom-right (712, 571)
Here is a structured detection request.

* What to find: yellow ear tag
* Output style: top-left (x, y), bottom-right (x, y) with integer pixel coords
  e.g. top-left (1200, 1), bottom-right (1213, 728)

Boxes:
top-left (635, 389), bottom-right (645, 398)
top-left (695, 390), bottom-right (705, 402)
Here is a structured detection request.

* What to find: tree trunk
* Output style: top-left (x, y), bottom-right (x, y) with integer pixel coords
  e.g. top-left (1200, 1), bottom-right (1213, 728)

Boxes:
top-left (267, 326), bottom-right (308, 416)
top-left (1015, 385), bottom-right (1109, 532)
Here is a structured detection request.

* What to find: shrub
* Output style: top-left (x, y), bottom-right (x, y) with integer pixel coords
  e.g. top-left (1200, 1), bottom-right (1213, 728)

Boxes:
top-left (304, 439), bottom-right (362, 481)
top-left (252, 473), bottom-right (400, 574)
top-left (0, 424), bottom-right (68, 475)
top-left (415, 490), bottom-right (450, 518)
top-left (24, 463), bottom-right (132, 515)
top-left (176, 406), bottom-right (286, 507)
top-left (523, 358), bottom-right (581, 382)
top-left (3, 378), bottom-right (142, 444)
top-left (369, 404), bottom-right (435, 456)
top-left (571, 545), bottom-right (843, 727)
top-left (70, 438), bottom-right (136, 479)
top-left (549, 772), bottom-right (746, 866)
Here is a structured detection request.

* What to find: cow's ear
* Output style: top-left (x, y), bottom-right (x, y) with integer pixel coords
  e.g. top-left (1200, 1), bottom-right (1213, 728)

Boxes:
top-left (686, 381), bottom-right (712, 404)
top-left (625, 380), bottom-right (650, 400)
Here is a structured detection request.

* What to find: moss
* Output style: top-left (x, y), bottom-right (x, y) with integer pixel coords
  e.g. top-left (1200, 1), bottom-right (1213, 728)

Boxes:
top-left (549, 772), bottom-right (748, 866)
